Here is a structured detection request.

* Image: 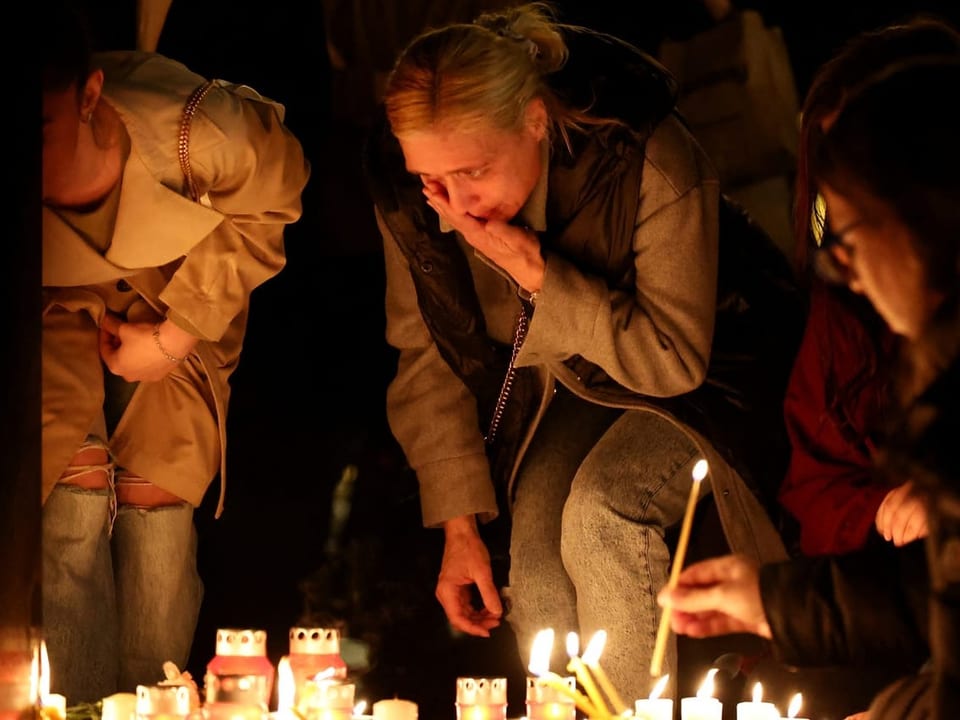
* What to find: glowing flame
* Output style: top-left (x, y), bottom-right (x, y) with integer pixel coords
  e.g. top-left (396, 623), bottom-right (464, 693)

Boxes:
top-left (581, 631), bottom-right (606, 666)
top-left (692, 459), bottom-right (709, 482)
top-left (752, 682), bottom-right (764, 703)
top-left (565, 632), bottom-right (580, 658)
top-left (277, 657), bottom-right (295, 712)
top-left (354, 700), bottom-right (367, 716)
top-left (649, 675), bottom-right (669, 700)
top-left (696, 669), bottom-right (718, 699)
top-left (787, 693), bottom-right (803, 718)
top-left (528, 629), bottom-right (555, 677)
top-left (39, 640), bottom-right (51, 698)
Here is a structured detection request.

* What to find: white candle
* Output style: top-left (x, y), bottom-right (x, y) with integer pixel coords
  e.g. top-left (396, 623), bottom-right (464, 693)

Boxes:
top-left (635, 674), bottom-right (673, 720)
top-left (681, 669), bottom-right (721, 720)
top-left (780, 692), bottom-right (810, 720)
top-left (101, 693), bottom-right (138, 720)
top-left (41, 693), bottom-right (67, 720)
top-left (737, 682), bottom-right (779, 720)
top-left (372, 698), bottom-right (417, 720)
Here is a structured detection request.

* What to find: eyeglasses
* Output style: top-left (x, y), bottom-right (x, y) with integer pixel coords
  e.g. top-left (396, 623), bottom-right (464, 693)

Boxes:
top-left (810, 192), bottom-right (855, 285)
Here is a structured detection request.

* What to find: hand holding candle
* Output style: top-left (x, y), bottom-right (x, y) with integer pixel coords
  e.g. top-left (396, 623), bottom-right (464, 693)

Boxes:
top-left (650, 458), bottom-right (709, 677)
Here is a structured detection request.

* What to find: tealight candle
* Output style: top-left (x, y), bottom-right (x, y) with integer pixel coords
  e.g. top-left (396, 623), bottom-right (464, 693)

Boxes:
top-left (680, 669), bottom-right (721, 720)
top-left (780, 692), bottom-right (810, 720)
top-left (634, 674), bottom-right (672, 720)
top-left (372, 698), bottom-right (417, 720)
top-left (455, 677), bottom-right (507, 720)
top-left (737, 683), bottom-right (779, 720)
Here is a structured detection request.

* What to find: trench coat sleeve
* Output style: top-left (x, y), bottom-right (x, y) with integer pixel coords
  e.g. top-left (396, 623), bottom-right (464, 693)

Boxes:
top-left (778, 285), bottom-right (891, 556)
top-left (378, 206), bottom-right (499, 528)
top-left (158, 84), bottom-right (310, 341)
top-left (516, 115), bottom-right (720, 398)
top-left (759, 539), bottom-right (930, 668)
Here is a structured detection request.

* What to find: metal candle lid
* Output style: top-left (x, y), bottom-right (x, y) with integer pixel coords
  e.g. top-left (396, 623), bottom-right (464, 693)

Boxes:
top-left (215, 629), bottom-right (267, 657)
top-left (289, 627), bottom-right (340, 655)
top-left (136, 684), bottom-right (191, 717)
top-left (456, 677), bottom-right (507, 706)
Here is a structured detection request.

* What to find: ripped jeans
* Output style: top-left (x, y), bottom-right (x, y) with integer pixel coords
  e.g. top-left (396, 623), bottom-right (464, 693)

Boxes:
top-left (505, 385), bottom-right (710, 705)
top-left (41, 444), bottom-right (203, 703)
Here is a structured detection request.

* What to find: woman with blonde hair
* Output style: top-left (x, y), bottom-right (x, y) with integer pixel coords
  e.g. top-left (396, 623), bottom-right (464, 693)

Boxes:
top-left (365, 1), bottom-right (803, 699)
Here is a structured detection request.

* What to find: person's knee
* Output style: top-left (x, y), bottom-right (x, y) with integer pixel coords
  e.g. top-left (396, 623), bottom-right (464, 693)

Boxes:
top-left (115, 471), bottom-right (187, 508)
top-left (57, 444), bottom-right (112, 490)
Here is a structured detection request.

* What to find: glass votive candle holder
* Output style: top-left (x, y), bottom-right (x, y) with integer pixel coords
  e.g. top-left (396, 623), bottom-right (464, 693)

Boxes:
top-left (136, 684), bottom-right (192, 720)
top-left (526, 676), bottom-right (575, 720)
top-left (302, 679), bottom-right (355, 720)
top-left (203, 674), bottom-right (268, 720)
top-left (456, 677), bottom-right (507, 720)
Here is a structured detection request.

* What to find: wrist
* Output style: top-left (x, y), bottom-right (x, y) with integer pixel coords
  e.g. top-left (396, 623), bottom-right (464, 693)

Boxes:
top-left (152, 322), bottom-right (190, 363)
top-left (444, 515), bottom-right (479, 539)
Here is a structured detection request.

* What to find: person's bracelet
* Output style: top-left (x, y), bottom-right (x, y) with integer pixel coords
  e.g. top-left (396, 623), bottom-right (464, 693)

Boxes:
top-left (152, 323), bottom-right (187, 363)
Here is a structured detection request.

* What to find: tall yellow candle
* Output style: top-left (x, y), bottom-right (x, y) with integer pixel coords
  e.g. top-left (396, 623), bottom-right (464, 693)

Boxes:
top-left (581, 631), bottom-right (627, 717)
top-left (528, 629), bottom-right (598, 718)
top-left (650, 458), bottom-right (709, 677)
top-left (565, 633), bottom-right (611, 718)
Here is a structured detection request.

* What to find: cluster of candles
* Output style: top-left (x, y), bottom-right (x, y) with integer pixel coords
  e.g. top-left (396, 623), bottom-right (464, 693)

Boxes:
top-left (493, 628), bottom-right (812, 720)
top-left (32, 628), bottom-right (418, 720)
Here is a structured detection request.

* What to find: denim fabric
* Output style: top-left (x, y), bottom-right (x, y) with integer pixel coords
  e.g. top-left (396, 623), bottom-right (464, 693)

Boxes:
top-left (506, 385), bottom-right (708, 704)
top-left (42, 485), bottom-right (203, 703)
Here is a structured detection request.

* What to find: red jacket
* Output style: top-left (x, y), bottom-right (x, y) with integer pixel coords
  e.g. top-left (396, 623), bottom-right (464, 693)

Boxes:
top-left (779, 282), bottom-right (899, 556)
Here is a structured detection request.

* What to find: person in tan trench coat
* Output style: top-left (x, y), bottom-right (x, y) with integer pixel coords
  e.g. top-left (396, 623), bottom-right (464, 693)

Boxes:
top-left (41, 2), bottom-right (310, 702)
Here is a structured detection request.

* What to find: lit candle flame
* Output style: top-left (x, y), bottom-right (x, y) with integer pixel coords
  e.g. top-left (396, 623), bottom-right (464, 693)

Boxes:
top-left (696, 669), bottom-right (718, 699)
top-left (565, 632), bottom-right (579, 659)
top-left (39, 640), bottom-right (51, 698)
top-left (752, 682), bottom-right (763, 704)
top-left (649, 675), bottom-right (669, 700)
top-left (581, 631), bottom-right (606, 665)
top-left (354, 700), bottom-right (367, 716)
top-left (277, 657), bottom-right (295, 712)
top-left (692, 459), bottom-right (709, 482)
top-left (529, 629), bottom-right (555, 676)
top-left (787, 692), bottom-right (803, 718)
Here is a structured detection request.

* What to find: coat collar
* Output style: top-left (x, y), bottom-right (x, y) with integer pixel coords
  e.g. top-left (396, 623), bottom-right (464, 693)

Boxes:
top-left (44, 145), bottom-right (223, 287)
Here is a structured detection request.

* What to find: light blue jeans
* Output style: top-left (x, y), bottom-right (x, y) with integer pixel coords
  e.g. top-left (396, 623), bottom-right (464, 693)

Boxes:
top-left (506, 385), bottom-right (709, 704)
top-left (41, 482), bottom-right (203, 703)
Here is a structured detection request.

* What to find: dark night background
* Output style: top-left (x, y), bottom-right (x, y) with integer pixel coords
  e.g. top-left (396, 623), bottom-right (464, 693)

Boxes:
top-left (10, 1), bottom-right (960, 718)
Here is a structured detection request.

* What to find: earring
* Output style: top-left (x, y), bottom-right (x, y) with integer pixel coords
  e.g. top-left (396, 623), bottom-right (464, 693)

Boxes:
top-left (82, 111), bottom-right (93, 123)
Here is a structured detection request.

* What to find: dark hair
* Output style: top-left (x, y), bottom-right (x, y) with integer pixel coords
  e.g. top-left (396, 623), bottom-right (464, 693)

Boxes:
top-left (794, 17), bottom-right (960, 271)
top-left (42, 0), bottom-right (94, 95)
top-left (813, 57), bottom-right (960, 296)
